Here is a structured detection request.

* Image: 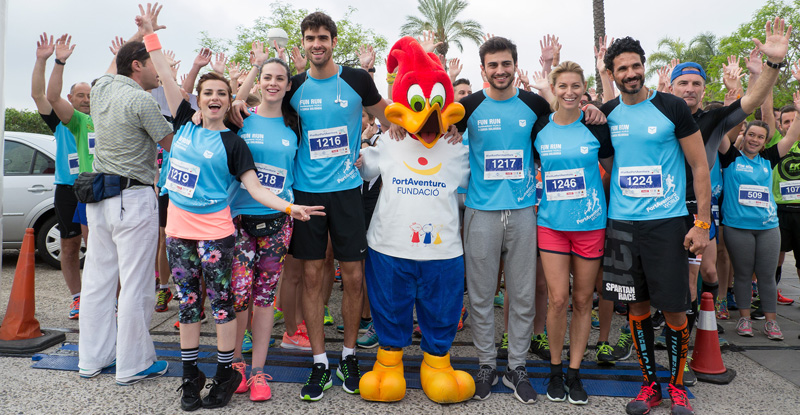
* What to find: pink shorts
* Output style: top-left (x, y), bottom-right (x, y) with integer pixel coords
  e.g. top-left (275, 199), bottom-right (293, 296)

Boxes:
top-left (537, 226), bottom-right (605, 259)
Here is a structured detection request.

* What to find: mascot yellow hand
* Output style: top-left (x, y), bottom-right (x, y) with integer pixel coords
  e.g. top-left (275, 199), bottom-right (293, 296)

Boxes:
top-left (359, 349), bottom-right (406, 402)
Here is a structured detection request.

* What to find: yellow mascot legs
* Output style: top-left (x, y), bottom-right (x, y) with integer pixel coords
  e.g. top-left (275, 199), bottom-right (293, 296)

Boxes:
top-left (420, 352), bottom-right (475, 403)
top-left (359, 348), bottom-right (406, 402)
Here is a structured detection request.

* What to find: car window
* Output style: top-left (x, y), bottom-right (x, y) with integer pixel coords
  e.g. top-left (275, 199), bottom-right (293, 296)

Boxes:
top-left (4, 141), bottom-right (35, 175)
top-left (33, 151), bottom-right (55, 174)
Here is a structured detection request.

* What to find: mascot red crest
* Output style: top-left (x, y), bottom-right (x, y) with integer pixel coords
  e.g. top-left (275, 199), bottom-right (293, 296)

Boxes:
top-left (385, 36), bottom-right (465, 148)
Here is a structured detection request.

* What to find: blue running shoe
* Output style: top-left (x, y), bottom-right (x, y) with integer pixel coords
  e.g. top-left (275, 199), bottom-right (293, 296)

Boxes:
top-left (116, 360), bottom-right (168, 385)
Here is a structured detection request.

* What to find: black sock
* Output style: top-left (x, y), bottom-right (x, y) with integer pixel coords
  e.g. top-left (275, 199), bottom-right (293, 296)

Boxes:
top-left (629, 313), bottom-right (657, 386)
top-left (665, 321), bottom-right (690, 386)
top-left (181, 347), bottom-right (199, 379)
top-left (215, 349), bottom-right (234, 381)
top-left (566, 367), bottom-right (579, 380)
top-left (686, 300), bottom-right (698, 334)
top-left (701, 281), bottom-right (719, 303)
top-left (776, 265), bottom-right (782, 285)
top-left (550, 362), bottom-right (563, 375)
top-left (361, 317), bottom-right (372, 323)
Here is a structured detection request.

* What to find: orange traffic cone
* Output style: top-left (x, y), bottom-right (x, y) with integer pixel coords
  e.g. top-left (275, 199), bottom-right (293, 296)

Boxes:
top-left (0, 229), bottom-right (41, 340)
top-left (690, 292), bottom-right (736, 384)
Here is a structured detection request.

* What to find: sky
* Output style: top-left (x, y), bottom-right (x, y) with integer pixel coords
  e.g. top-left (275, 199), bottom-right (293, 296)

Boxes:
top-left (2, 0), bottom-right (769, 112)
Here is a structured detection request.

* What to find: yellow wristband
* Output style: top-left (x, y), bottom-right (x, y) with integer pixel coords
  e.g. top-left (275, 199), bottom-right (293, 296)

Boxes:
top-left (386, 72), bottom-right (396, 85)
top-left (694, 219), bottom-right (710, 230)
top-left (285, 204), bottom-right (293, 215)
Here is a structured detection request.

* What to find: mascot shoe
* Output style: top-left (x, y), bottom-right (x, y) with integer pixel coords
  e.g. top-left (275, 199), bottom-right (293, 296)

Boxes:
top-left (359, 348), bottom-right (406, 402)
top-left (420, 353), bottom-right (475, 403)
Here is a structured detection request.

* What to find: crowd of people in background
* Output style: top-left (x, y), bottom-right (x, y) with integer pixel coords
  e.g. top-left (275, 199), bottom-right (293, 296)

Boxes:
top-left (26, 2), bottom-right (798, 414)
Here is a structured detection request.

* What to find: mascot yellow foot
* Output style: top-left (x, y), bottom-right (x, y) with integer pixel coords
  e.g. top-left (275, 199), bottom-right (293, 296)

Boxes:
top-left (359, 349), bottom-right (406, 402)
top-left (420, 352), bottom-right (475, 403)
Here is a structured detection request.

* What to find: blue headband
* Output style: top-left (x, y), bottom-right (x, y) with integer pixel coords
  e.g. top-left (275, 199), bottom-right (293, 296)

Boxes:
top-left (671, 62), bottom-right (707, 82)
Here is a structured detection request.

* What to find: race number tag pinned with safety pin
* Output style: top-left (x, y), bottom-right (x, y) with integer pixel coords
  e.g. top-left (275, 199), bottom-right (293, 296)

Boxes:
top-left (68, 153), bottom-right (80, 175)
top-left (164, 159), bottom-right (200, 198)
top-left (779, 180), bottom-right (800, 201)
top-left (619, 165), bottom-right (663, 197)
top-left (308, 126), bottom-right (349, 160)
top-left (87, 132), bottom-right (96, 155)
top-left (242, 163), bottom-right (286, 195)
top-left (545, 168), bottom-right (586, 201)
top-left (739, 184), bottom-right (770, 208)
top-left (484, 150), bottom-right (523, 180)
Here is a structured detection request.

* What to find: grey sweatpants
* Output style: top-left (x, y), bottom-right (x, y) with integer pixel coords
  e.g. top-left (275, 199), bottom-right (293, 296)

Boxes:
top-left (723, 226), bottom-right (780, 314)
top-left (464, 206), bottom-right (536, 369)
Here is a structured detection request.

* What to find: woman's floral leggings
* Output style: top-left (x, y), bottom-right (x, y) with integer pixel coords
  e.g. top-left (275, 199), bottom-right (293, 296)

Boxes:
top-left (167, 235), bottom-right (236, 325)
top-left (231, 215), bottom-right (293, 312)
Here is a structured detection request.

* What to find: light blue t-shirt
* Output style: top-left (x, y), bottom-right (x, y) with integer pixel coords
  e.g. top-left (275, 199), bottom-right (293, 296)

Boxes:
top-left (720, 145), bottom-right (779, 230)
top-left (54, 124), bottom-right (79, 185)
top-left (288, 66), bottom-right (382, 193)
top-left (229, 113), bottom-right (298, 217)
top-left (456, 89), bottom-right (551, 211)
top-left (602, 91), bottom-right (699, 221)
top-left (533, 113), bottom-right (613, 231)
top-left (457, 131), bottom-right (469, 194)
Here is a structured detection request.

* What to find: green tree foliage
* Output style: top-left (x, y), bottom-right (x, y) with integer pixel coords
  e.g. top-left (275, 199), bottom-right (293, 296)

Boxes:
top-left (647, 33), bottom-right (719, 80)
top-left (4, 108), bottom-right (51, 135)
top-left (400, 0), bottom-right (483, 64)
top-left (199, 2), bottom-right (387, 75)
top-left (713, 0), bottom-right (800, 106)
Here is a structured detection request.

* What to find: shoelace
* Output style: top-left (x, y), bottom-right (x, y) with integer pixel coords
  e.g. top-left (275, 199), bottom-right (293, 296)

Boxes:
top-left (476, 366), bottom-right (495, 383)
top-left (305, 365), bottom-right (328, 386)
top-left (567, 376), bottom-right (584, 392)
top-left (500, 334), bottom-right (509, 349)
top-left (535, 335), bottom-right (549, 348)
top-left (668, 384), bottom-right (690, 407)
top-left (232, 362), bottom-right (247, 373)
top-left (340, 356), bottom-right (361, 378)
top-left (295, 328), bottom-right (310, 340)
top-left (247, 372), bottom-right (273, 387)
top-left (512, 367), bottom-right (530, 384)
top-left (597, 343), bottom-right (614, 355)
top-left (617, 332), bottom-right (632, 348)
top-left (634, 383), bottom-right (658, 401)
top-left (156, 290), bottom-right (169, 303)
top-left (765, 320), bottom-right (781, 333)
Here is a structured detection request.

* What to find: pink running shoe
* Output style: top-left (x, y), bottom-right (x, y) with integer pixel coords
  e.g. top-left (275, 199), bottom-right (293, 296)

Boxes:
top-left (248, 371), bottom-right (273, 401)
top-left (233, 361), bottom-right (249, 393)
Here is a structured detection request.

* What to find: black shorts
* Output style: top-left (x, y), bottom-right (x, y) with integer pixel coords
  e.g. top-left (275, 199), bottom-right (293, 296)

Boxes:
top-left (54, 185), bottom-right (82, 239)
top-left (778, 209), bottom-right (800, 254)
top-left (602, 216), bottom-right (692, 312)
top-left (289, 187), bottom-right (367, 261)
top-left (158, 192), bottom-right (169, 228)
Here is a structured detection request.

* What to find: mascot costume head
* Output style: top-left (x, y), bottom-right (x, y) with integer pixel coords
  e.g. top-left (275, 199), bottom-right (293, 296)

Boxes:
top-left (358, 37), bottom-right (475, 405)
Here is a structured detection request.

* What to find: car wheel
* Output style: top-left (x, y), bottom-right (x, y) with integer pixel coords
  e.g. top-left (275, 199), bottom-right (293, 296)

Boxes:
top-left (35, 215), bottom-right (85, 269)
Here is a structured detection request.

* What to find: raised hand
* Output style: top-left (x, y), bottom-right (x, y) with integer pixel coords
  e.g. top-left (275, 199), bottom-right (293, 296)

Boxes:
top-left (540, 34), bottom-right (558, 62)
top-left (448, 58), bottom-right (462, 81)
top-left (594, 35), bottom-right (613, 72)
top-left (657, 65), bottom-right (671, 91)
top-left (193, 48), bottom-right (212, 68)
top-left (249, 41), bottom-right (268, 67)
top-left (418, 31), bottom-right (442, 54)
top-left (723, 65), bottom-right (744, 91)
top-left (724, 87), bottom-right (742, 106)
top-left (227, 61), bottom-right (241, 80)
top-left (481, 33), bottom-right (495, 44)
top-left (164, 49), bottom-right (178, 66)
top-left (290, 46), bottom-right (306, 72)
top-left (794, 89), bottom-right (800, 110)
top-left (36, 32), bottom-right (56, 60)
top-left (517, 68), bottom-right (531, 91)
top-left (54, 34), bottom-right (76, 63)
top-left (358, 44), bottom-right (376, 70)
top-left (792, 59), bottom-right (800, 82)
top-left (135, 2), bottom-right (163, 36)
top-left (109, 36), bottom-right (125, 56)
top-left (272, 40), bottom-right (287, 62)
top-left (744, 48), bottom-right (763, 76)
top-left (211, 52), bottom-right (227, 74)
top-left (529, 70), bottom-right (550, 92)
top-left (722, 55), bottom-right (739, 74)
top-left (753, 16), bottom-right (792, 63)
top-left (552, 40), bottom-right (562, 67)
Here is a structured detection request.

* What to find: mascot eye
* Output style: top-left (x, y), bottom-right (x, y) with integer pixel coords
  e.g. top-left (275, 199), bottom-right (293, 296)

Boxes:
top-left (429, 83), bottom-right (446, 109)
top-left (407, 84), bottom-right (425, 112)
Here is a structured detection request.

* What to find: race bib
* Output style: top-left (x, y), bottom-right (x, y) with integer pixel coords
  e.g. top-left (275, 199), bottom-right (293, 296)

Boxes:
top-left (738, 184), bottom-right (770, 208)
top-left (545, 168), bottom-right (586, 201)
top-left (619, 165), bottom-right (663, 197)
top-left (484, 150), bottom-right (523, 180)
top-left (242, 163), bottom-right (286, 195)
top-left (308, 126), bottom-right (349, 160)
top-left (780, 180), bottom-right (800, 201)
top-left (87, 132), bottom-right (96, 155)
top-left (164, 159), bottom-right (200, 198)
top-left (711, 204), bottom-right (720, 226)
top-left (68, 153), bottom-right (79, 175)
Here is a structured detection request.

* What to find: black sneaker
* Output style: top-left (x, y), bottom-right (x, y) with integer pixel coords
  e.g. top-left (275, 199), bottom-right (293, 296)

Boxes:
top-left (300, 363), bottom-right (332, 401)
top-left (502, 366), bottom-right (537, 404)
top-left (201, 371), bottom-right (242, 409)
top-left (614, 301), bottom-right (628, 315)
top-left (565, 375), bottom-right (588, 405)
top-left (612, 326), bottom-right (634, 361)
top-left (473, 365), bottom-right (498, 400)
top-left (336, 355), bottom-right (361, 394)
top-left (751, 307), bottom-right (765, 320)
top-left (546, 372), bottom-right (566, 402)
top-left (595, 341), bottom-right (616, 366)
top-left (177, 372), bottom-right (206, 412)
top-left (529, 334), bottom-right (551, 360)
top-left (651, 310), bottom-right (665, 329)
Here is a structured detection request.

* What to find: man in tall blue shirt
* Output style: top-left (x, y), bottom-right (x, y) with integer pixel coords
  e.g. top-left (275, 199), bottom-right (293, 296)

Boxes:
top-left (600, 37), bottom-right (710, 415)
top-left (283, 12), bottom-right (394, 402)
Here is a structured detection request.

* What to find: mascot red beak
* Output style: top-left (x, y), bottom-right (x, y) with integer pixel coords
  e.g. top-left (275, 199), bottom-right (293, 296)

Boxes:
top-left (385, 37), bottom-right (465, 148)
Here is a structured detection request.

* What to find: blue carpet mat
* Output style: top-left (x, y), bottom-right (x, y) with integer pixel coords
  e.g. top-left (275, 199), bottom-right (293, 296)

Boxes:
top-left (31, 342), bottom-right (692, 398)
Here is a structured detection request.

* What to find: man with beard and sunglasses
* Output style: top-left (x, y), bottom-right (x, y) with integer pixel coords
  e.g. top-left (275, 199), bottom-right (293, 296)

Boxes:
top-left (600, 37), bottom-right (710, 415)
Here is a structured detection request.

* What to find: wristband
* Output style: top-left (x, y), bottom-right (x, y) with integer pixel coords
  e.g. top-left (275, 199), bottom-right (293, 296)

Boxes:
top-left (581, 104), bottom-right (591, 112)
top-left (386, 72), bottom-right (396, 85)
top-left (765, 60), bottom-right (786, 69)
top-left (285, 204), bottom-right (293, 215)
top-left (55, 59), bottom-right (66, 65)
top-left (367, 67), bottom-right (376, 73)
top-left (694, 219), bottom-right (711, 230)
top-left (143, 33), bottom-right (162, 52)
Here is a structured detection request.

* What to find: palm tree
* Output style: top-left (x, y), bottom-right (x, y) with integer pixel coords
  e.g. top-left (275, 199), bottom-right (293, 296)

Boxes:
top-left (647, 33), bottom-right (719, 80)
top-left (592, 0), bottom-right (605, 97)
top-left (399, 0), bottom-right (483, 65)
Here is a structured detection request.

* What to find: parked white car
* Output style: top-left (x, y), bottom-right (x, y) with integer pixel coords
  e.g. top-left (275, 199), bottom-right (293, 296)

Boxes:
top-left (3, 131), bottom-right (84, 268)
